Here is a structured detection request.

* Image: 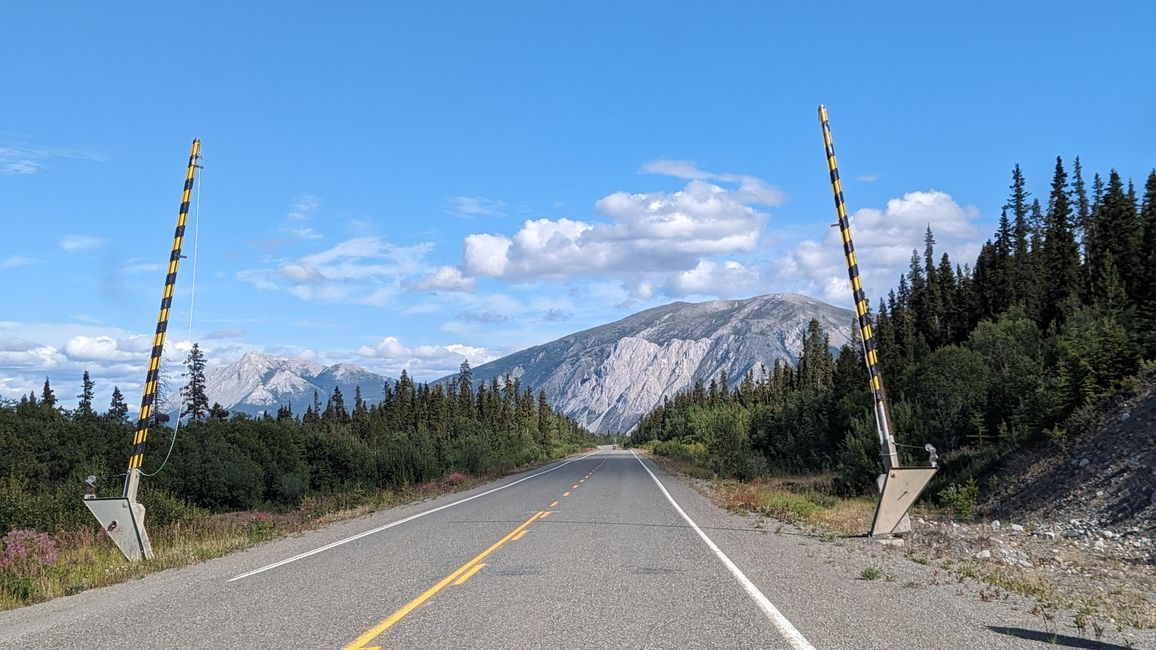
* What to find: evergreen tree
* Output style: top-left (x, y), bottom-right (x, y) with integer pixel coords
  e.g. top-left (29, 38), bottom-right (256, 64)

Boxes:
top-left (1007, 165), bottom-right (1032, 307)
top-left (40, 377), bottom-right (56, 410)
top-left (324, 386), bottom-right (348, 422)
top-left (456, 360), bottom-right (474, 415)
top-left (109, 386), bottom-right (129, 422)
top-left (1136, 170), bottom-right (1156, 355)
top-left (181, 343), bottom-right (209, 423)
top-left (76, 370), bottom-right (95, 417)
top-left (1091, 170), bottom-right (1141, 298)
top-left (1039, 156), bottom-right (1081, 330)
top-left (1071, 156), bottom-right (1090, 255)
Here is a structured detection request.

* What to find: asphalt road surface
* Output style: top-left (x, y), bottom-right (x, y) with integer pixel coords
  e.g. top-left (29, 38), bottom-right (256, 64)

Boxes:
top-left (1, 448), bottom-right (1150, 649)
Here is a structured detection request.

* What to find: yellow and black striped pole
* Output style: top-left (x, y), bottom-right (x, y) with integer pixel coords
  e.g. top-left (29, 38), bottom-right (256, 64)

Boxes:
top-left (817, 106), bottom-right (899, 471)
top-left (123, 138), bottom-right (201, 499)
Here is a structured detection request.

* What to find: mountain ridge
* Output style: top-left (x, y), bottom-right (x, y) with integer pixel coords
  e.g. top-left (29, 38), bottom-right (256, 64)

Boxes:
top-left (436, 292), bottom-right (854, 433)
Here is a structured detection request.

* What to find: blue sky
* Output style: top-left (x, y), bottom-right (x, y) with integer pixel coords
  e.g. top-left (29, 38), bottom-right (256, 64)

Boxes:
top-left (1, 2), bottom-right (1153, 408)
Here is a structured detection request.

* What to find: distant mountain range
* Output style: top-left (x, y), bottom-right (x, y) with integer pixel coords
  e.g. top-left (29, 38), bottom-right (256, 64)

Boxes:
top-left (202, 352), bottom-right (391, 416)
top-left (436, 293), bottom-right (853, 433)
top-left (199, 293), bottom-right (852, 432)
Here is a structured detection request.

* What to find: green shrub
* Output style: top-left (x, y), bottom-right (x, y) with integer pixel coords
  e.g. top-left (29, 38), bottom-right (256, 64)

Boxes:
top-left (939, 478), bottom-right (979, 518)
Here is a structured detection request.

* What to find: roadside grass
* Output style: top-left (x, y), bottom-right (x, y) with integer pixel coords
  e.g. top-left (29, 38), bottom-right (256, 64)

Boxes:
top-left (0, 465), bottom-right (529, 612)
top-left (713, 475), bottom-right (877, 537)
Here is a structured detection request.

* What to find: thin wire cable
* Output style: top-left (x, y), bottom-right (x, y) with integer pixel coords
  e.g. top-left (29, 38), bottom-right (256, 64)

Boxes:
top-left (143, 158), bottom-right (202, 478)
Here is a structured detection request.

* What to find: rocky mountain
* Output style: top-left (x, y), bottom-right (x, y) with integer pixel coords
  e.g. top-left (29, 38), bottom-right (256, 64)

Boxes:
top-left (440, 293), bottom-right (854, 433)
top-left (202, 352), bottom-right (391, 416)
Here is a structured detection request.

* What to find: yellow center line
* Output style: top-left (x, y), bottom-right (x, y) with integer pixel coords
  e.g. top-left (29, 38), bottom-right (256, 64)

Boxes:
top-left (511, 530), bottom-right (529, 541)
top-left (572, 484), bottom-right (578, 489)
top-left (452, 562), bottom-right (487, 586)
top-left (563, 491), bottom-right (571, 497)
top-left (550, 500), bottom-right (558, 507)
top-left (540, 511), bottom-right (551, 519)
top-left (345, 511), bottom-right (544, 649)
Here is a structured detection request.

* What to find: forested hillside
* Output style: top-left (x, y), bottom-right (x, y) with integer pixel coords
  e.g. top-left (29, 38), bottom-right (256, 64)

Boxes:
top-left (633, 160), bottom-right (1156, 503)
top-left (0, 360), bottom-right (593, 533)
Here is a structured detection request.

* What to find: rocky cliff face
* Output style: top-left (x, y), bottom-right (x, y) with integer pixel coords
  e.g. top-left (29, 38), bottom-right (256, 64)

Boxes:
top-left (445, 293), bottom-right (854, 433)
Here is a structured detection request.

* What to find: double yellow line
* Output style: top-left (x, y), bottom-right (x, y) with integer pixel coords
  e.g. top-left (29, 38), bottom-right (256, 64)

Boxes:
top-left (345, 510), bottom-right (546, 650)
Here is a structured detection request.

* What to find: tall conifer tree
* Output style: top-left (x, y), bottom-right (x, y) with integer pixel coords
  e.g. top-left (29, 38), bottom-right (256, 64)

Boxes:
top-left (1040, 156), bottom-right (1081, 330)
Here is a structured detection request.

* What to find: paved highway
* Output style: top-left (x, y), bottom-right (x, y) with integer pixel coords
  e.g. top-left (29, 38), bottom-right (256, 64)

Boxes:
top-left (1, 448), bottom-right (1147, 648)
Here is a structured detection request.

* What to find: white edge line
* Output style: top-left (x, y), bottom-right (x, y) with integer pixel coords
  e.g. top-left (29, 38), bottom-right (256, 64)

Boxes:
top-left (631, 450), bottom-right (815, 650)
top-left (227, 450), bottom-right (600, 582)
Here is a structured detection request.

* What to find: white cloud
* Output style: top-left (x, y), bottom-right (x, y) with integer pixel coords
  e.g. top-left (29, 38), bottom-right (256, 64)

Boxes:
top-left (639, 159), bottom-right (713, 180)
top-left (356, 336), bottom-right (499, 379)
top-left (857, 173), bottom-right (880, 182)
top-left (447, 196), bottom-right (506, 218)
top-left (663, 260), bottom-right (762, 298)
top-left (463, 233), bottom-right (512, 278)
top-left (282, 194), bottom-right (323, 240)
top-left (276, 262), bottom-right (327, 284)
top-left (62, 335), bottom-right (151, 362)
top-left (240, 236), bottom-right (435, 306)
top-left (415, 266), bottom-right (475, 292)
top-left (461, 180), bottom-right (767, 290)
top-left (640, 158), bottom-right (786, 206)
top-left (60, 235), bottom-right (105, 253)
top-left (777, 190), bottom-right (981, 305)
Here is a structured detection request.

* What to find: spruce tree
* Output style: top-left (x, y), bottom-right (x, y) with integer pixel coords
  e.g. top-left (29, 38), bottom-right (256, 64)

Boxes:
top-left (1040, 156), bottom-right (1081, 330)
top-left (109, 385), bottom-right (129, 422)
top-left (40, 377), bottom-right (56, 410)
top-left (181, 343), bottom-right (209, 423)
top-left (1072, 156), bottom-right (1090, 255)
top-left (76, 370), bottom-right (95, 417)
top-left (325, 386), bottom-right (347, 422)
top-left (1135, 170), bottom-right (1156, 355)
top-left (1091, 170), bottom-right (1141, 299)
top-left (1007, 165), bottom-right (1032, 308)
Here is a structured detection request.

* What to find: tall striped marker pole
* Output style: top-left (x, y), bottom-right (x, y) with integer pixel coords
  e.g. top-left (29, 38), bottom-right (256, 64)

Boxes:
top-left (123, 138), bottom-right (201, 502)
top-left (84, 140), bottom-right (201, 562)
top-left (817, 106), bottom-right (899, 471)
top-left (818, 107), bottom-right (937, 536)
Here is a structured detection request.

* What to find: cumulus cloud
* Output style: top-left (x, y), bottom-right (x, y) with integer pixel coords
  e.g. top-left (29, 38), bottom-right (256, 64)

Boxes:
top-left (777, 190), bottom-right (981, 305)
top-left (356, 336), bottom-right (499, 379)
top-left (0, 337), bottom-right (62, 369)
top-left (461, 180), bottom-right (767, 290)
top-left (447, 196), bottom-right (506, 218)
top-left (663, 260), bottom-right (762, 298)
top-left (61, 335), bottom-right (152, 362)
top-left (415, 266), bottom-right (474, 292)
top-left (60, 235), bottom-right (105, 253)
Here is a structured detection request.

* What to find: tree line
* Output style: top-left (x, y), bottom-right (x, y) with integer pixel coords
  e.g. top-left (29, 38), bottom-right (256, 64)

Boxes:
top-left (633, 159), bottom-right (1156, 498)
top-left (0, 358), bottom-right (594, 533)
